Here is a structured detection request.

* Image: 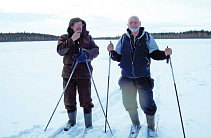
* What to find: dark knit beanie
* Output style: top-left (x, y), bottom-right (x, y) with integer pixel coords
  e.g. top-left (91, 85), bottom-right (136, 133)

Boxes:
top-left (69, 17), bottom-right (84, 27)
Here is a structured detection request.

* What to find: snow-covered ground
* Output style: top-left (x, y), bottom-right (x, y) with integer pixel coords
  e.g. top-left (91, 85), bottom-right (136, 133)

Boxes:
top-left (0, 39), bottom-right (210, 138)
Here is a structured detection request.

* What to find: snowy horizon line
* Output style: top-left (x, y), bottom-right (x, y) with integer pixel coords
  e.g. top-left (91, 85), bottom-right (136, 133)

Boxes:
top-left (1, 29), bottom-right (211, 37)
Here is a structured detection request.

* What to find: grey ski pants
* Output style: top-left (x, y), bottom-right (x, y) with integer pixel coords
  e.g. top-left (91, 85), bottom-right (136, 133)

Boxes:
top-left (119, 76), bottom-right (157, 115)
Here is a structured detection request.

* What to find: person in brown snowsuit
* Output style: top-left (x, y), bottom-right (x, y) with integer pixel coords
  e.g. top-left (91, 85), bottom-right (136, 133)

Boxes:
top-left (57, 17), bottom-right (99, 132)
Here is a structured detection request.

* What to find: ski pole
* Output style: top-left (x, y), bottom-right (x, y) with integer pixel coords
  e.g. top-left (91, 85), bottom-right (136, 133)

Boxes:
top-left (105, 41), bottom-right (112, 133)
top-left (44, 62), bottom-right (78, 131)
top-left (167, 47), bottom-right (186, 138)
top-left (85, 60), bottom-right (113, 136)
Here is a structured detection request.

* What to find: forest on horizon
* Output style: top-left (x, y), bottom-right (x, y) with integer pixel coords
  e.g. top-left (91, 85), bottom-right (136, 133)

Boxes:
top-left (0, 30), bottom-right (211, 42)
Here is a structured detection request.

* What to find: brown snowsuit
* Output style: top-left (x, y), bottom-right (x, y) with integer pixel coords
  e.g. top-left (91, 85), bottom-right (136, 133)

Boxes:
top-left (57, 19), bottom-right (99, 111)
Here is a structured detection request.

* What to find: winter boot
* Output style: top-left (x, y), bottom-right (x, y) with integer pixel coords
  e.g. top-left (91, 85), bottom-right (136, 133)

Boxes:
top-left (146, 115), bottom-right (156, 138)
top-left (128, 124), bottom-right (141, 138)
top-left (128, 110), bottom-right (141, 138)
top-left (83, 108), bottom-right (93, 135)
top-left (84, 112), bottom-right (92, 128)
top-left (147, 128), bottom-right (156, 138)
top-left (64, 109), bottom-right (77, 131)
top-left (84, 108), bottom-right (92, 128)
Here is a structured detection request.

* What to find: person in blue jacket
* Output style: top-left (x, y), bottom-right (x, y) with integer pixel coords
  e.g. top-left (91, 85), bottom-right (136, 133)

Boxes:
top-left (107, 16), bottom-right (172, 138)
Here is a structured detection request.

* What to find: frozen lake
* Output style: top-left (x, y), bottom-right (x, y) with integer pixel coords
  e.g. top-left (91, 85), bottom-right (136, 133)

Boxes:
top-left (0, 39), bottom-right (210, 138)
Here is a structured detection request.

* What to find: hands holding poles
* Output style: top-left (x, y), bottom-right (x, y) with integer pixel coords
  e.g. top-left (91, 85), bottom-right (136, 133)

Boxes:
top-left (73, 50), bottom-right (89, 63)
top-left (107, 41), bottom-right (114, 52)
top-left (165, 46), bottom-right (172, 64)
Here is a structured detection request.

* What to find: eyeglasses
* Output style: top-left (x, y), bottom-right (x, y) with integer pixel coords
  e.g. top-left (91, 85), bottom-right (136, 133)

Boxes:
top-left (128, 21), bottom-right (139, 25)
top-left (74, 23), bottom-right (84, 27)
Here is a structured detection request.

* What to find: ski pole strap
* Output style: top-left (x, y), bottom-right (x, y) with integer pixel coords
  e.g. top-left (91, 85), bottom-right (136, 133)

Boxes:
top-left (166, 55), bottom-right (170, 64)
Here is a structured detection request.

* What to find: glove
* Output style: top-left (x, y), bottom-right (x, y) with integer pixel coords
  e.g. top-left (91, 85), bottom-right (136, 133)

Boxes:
top-left (72, 54), bottom-right (80, 60)
top-left (76, 51), bottom-right (89, 63)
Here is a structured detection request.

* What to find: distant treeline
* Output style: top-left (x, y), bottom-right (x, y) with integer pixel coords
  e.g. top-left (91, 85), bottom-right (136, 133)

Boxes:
top-left (1, 30), bottom-right (211, 42)
top-left (151, 30), bottom-right (211, 39)
top-left (94, 30), bottom-right (211, 40)
top-left (0, 32), bottom-right (59, 42)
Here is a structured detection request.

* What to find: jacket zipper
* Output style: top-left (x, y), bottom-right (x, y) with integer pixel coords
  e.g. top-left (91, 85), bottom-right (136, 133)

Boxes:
top-left (132, 55), bottom-right (135, 78)
top-left (131, 38), bottom-right (139, 78)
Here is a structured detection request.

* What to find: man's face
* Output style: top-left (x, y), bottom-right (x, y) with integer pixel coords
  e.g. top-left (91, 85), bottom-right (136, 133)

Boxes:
top-left (71, 21), bottom-right (83, 33)
top-left (128, 17), bottom-right (141, 33)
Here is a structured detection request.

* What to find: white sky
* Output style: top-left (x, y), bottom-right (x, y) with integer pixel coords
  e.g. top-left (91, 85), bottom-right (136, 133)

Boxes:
top-left (0, 0), bottom-right (210, 37)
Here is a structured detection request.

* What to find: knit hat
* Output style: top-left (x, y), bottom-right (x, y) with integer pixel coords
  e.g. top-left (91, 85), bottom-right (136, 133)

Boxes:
top-left (69, 17), bottom-right (84, 27)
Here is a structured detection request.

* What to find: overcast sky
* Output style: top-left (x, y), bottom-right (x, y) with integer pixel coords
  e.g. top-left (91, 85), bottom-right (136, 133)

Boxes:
top-left (0, 0), bottom-right (210, 37)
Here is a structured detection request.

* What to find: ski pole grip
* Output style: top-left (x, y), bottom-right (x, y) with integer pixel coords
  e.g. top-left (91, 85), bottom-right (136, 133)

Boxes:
top-left (109, 41), bottom-right (112, 57)
top-left (166, 46), bottom-right (170, 64)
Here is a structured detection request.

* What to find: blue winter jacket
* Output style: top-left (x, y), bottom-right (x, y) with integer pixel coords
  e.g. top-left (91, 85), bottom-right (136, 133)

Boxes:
top-left (111, 27), bottom-right (165, 78)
